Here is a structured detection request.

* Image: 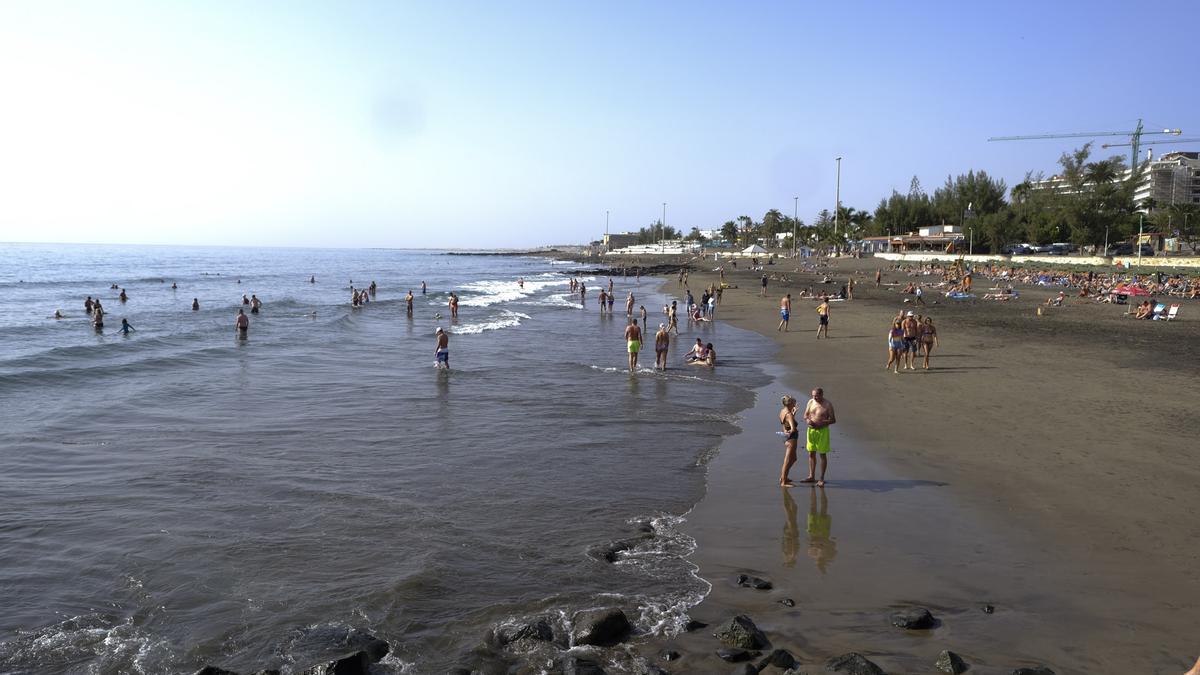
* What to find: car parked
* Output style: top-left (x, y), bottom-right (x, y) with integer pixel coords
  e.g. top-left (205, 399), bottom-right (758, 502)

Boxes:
top-left (1106, 243), bottom-right (1154, 257)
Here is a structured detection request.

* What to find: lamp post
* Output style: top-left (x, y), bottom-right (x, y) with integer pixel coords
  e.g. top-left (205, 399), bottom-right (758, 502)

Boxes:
top-left (605, 210), bottom-right (610, 252)
top-left (834, 157), bottom-right (842, 235)
top-left (793, 196), bottom-right (798, 257)
top-left (1137, 213), bottom-right (1144, 267)
top-left (661, 202), bottom-right (667, 253)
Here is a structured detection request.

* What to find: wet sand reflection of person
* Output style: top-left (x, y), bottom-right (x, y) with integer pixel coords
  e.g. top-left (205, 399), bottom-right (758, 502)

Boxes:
top-left (782, 488), bottom-right (799, 567)
top-left (806, 488), bottom-right (836, 573)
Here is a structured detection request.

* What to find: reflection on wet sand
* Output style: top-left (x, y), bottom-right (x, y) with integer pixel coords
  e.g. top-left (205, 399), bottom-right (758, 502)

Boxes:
top-left (782, 487), bottom-right (836, 573)
top-left (806, 488), bottom-right (836, 573)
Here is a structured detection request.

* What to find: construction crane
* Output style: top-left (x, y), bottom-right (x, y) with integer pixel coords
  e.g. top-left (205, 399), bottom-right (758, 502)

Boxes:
top-left (1102, 137), bottom-right (1200, 150)
top-left (988, 118), bottom-right (1182, 176)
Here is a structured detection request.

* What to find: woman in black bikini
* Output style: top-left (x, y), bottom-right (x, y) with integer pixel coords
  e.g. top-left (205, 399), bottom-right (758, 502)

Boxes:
top-left (779, 395), bottom-right (800, 487)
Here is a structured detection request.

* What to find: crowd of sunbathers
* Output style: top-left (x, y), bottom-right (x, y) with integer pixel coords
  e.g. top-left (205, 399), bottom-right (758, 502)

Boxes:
top-left (891, 263), bottom-right (1200, 299)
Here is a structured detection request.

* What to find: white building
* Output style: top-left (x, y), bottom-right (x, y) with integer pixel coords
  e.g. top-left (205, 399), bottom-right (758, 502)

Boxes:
top-left (1029, 150), bottom-right (1200, 212)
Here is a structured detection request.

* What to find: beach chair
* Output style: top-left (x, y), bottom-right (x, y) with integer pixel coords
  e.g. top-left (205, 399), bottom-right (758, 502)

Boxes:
top-left (1163, 304), bottom-right (1180, 321)
top-left (1152, 303), bottom-right (1166, 318)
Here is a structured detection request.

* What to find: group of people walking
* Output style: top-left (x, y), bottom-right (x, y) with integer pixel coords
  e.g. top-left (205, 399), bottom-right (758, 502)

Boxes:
top-left (885, 310), bottom-right (938, 372)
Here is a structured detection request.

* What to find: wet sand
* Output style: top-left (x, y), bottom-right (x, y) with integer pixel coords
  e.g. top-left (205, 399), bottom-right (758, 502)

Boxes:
top-left (636, 257), bottom-right (1200, 674)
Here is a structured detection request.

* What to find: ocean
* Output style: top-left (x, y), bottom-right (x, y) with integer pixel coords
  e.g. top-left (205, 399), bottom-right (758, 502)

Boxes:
top-left (0, 243), bottom-right (772, 674)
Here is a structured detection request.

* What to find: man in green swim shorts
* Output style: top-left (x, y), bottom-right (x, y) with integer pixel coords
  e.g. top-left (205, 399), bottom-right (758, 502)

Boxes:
top-left (801, 387), bottom-right (836, 486)
top-left (624, 319), bottom-right (643, 372)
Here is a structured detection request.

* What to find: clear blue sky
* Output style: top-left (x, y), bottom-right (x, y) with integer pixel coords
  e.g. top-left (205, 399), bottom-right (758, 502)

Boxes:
top-left (1, 1), bottom-right (1196, 248)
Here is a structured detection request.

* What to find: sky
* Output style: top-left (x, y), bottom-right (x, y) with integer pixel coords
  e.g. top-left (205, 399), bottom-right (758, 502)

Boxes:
top-left (0, 1), bottom-right (1197, 249)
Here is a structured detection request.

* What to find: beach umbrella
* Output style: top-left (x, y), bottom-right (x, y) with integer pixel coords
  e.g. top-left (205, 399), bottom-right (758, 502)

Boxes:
top-left (742, 244), bottom-right (768, 254)
top-left (1115, 285), bottom-right (1150, 296)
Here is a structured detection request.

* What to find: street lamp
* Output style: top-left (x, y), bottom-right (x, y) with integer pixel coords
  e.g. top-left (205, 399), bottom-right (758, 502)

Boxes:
top-left (793, 196), bottom-right (798, 257)
top-left (661, 202), bottom-right (667, 253)
top-left (834, 157), bottom-right (842, 236)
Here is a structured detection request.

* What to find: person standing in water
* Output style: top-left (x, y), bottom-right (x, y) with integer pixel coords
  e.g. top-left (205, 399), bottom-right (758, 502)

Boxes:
top-left (626, 292), bottom-right (635, 317)
top-left (250, 295), bottom-right (261, 314)
top-left (624, 319), bottom-right (642, 372)
top-left (802, 388), bottom-right (835, 487)
top-left (598, 289), bottom-right (607, 314)
top-left (119, 318), bottom-right (135, 335)
top-left (405, 290), bottom-right (414, 316)
top-left (434, 327), bottom-right (449, 369)
top-left (448, 292), bottom-right (459, 318)
top-left (654, 323), bottom-right (670, 370)
top-left (778, 395), bottom-right (800, 487)
top-left (421, 281), bottom-right (427, 294)
top-left (192, 298), bottom-right (200, 311)
top-left (639, 305), bottom-right (648, 330)
top-left (85, 296), bottom-right (94, 315)
top-left (91, 301), bottom-right (105, 329)
top-left (235, 308), bottom-right (249, 337)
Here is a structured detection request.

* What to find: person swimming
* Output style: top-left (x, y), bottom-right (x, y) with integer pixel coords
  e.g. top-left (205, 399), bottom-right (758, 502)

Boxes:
top-left (192, 298), bottom-right (200, 311)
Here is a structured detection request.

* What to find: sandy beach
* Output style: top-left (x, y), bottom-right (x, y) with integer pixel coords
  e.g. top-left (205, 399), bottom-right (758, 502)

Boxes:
top-left (632, 256), bottom-right (1200, 674)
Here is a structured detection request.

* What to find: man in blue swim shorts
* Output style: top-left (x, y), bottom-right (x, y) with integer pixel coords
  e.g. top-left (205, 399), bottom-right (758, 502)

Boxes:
top-left (434, 327), bottom-right (449, 369)
top-left (778, 293), bottom-right (791, 332)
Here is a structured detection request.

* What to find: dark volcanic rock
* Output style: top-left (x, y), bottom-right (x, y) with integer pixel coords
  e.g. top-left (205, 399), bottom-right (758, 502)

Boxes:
top-left (195, 668), bottom-right (240, 675)
top-left (644, 667), bottom-right (670, 675)
top-left (589, 534), bottom-right (653, 563)
top-left (889, 607), bottom-right (936, 630)
top-left (684, 619), bottom-right (708, 632)
top-left (1012, 668), bottom-right (1055, 675)
top-left (714, 615), bottom-right (769, 650)
top-left (736, 574), bottom-right (774, 590)
top-left (659, 649), bottom-right (681, 661)
top-left (757, 649), bottom-right (796, 670)
top-left (572, 607), bottom-right (633, 647)
top-left (982, 604), bottom-right (995, 614)
top-left (935, 650), bottom-right (968, 674)
top-left (778, 598), bottom-right (795, 608)
top-left (493, 618), bottom-right (555, 646)
top-left (561, 655), bottom-right (607, 675)
top-left (824, 652), bottom-right (885, 674)
top-left (717, 648), bottom-right (753, 662)
top-left (282, 625), bottom-right (390, 665)
top-left (731, 664), bottom-right (759, 675)
top-left (299, 650), bottom-right (371, 675)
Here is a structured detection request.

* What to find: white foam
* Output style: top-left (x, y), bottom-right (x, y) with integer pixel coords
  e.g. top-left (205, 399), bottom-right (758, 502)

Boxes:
top-left (450, 310), bottom-right (531, 335)
top-left (458, 277), bottom-right (568, 308)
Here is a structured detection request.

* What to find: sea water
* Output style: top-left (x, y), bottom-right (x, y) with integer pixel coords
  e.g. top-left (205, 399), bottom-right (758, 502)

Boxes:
top-left (0, 243), bottom-right (772, 673)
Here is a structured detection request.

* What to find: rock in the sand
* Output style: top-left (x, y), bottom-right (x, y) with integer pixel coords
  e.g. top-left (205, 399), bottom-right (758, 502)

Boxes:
top-left (731, 664), bottom-right (759, 675)
top-left (572, 607), bottom-right (633, 647)
top-left (982, 604), bottom-right (995, 614)
top-left (1011, 668), bottom-right (1055, 675)
top-left (717, 648), bottom-right (753, 662)
top-left (824, 652), bottom-right (885, 675)
top-left (659, 649), bottom-right (681, 661)
top-left (778, 598), bottom-right (795, 608)
top-left (714, 615), bottom-right (770, 650)
top-left (889, 607), bottom-right (936, 630)
top-left (736, 574), bottom-right (774, 590)
top-left (757, 649), bottom-right (796, 670)
top-left (644, 667), bottom-right (670, 675)
top-left (685, 619), bottom-right (708, 632)
top-left (561, 655), bottom-right (607, 675)
top-left (935, 650), bottom-right (968, 674)
top-left (493, 618), bottom-right (555, 646)
top-left (195, 668), bottom-right (240, 675)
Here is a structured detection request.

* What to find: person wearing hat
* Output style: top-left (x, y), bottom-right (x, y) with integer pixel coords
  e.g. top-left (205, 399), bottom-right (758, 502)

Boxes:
top-left (434, 327), bottom-right (450, 369)
top-left (901, 311), bottom-right (920, 369)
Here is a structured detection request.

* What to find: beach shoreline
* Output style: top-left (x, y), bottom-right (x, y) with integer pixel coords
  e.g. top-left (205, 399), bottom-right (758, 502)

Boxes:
top-left (619, 255), bottom-right (1199, 674)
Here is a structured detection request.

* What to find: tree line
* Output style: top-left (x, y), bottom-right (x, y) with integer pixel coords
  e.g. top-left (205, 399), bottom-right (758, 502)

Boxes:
top-left (689, 143), bottom-right (1198, 252)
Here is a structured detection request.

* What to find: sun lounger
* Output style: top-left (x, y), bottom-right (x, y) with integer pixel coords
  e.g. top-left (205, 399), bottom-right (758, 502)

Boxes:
top-left (1158, 304), bottom-right (1180, 321)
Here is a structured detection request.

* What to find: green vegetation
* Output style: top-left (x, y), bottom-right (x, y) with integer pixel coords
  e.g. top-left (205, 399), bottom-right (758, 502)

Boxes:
top-left (696, 144), bottom-right (1199, 253)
